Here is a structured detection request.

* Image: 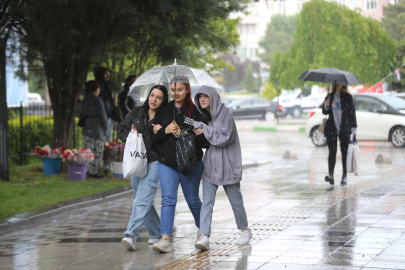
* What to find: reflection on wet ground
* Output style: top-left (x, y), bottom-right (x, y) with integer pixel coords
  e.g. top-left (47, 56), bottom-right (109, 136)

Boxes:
top-left (1, 132), bottom-right (404, 270)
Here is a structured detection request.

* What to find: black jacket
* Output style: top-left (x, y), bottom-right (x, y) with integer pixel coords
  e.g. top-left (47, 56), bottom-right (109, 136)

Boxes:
top-left (81, 93), bottom-right (108, 141)
top-left (322, 91), bottom-right (357, 138)
top-left (118, 87), bottom-right (142, 119)
top-left (118, 107), bottom-right (158, 163)
top-left (152, 101), bottom-right (209, 167)
top-left (94, 70), bottom-right (121, 123)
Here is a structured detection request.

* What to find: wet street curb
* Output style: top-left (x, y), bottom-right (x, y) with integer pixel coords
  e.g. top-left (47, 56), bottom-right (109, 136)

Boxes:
top-left (0, 161), bottom-right (270, 237)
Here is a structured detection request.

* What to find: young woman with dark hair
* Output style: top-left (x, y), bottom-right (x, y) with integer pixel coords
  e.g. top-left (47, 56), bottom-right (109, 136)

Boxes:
top-left (151, 75), bottom-right (209, 253)
top-left (192, 85), bottom-right (252, 251)
top-left (81, 80), bottom-right (108, 178)
top-left (323, 83), bottom-right (357, 185)
top-left (118, 85), bottom-right (169, 251)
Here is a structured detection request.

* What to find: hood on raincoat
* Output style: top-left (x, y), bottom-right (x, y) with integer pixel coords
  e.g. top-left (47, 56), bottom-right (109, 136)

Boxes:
top-left (194, 85), bottom-right (224, 122)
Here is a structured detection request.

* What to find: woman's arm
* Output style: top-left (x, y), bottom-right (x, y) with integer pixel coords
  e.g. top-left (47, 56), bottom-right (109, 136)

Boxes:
top-left (118, 109), bottom-right (136, 143)
top-left (322, 95), bottom-right (330, 115)
top-left (152, 109), bottom-right (171, 144)
top-left (193, 109), bottom-right (233, 147)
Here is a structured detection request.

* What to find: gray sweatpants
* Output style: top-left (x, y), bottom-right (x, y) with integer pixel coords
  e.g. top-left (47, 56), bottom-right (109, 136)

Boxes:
top-left (200, 181), bottom-right (248, 236)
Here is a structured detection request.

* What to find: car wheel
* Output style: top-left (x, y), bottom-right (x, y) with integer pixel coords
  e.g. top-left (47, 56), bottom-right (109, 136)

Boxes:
top-left (391, 126), bottom-right (405, 147)
top-left (292, 106), bottom-right (301, 118)
top-left (265, 112), bottom-right (276, 122)
top-left (311, 126), bottom-right (327, 147)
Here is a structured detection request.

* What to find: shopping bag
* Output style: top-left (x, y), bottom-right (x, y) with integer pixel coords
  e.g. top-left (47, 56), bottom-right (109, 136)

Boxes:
top-left (123, 131), bottom-right (147, 178)
top-left (176, 127), bottom-right (197, 175)
top-left (352, 138), bottom-right (360, 176)
top-left (346, 141), bottom-right (353, 173)
top-left (319, 118), bottom-right (327, 133)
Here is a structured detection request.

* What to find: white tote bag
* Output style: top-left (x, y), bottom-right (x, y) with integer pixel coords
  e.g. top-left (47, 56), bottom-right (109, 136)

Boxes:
top-left (352, 140), bottom-right (360, 176)
top-left (123, 131), bottom-right (148, 178)
top-left (346, 142), bottom-right (353, 173)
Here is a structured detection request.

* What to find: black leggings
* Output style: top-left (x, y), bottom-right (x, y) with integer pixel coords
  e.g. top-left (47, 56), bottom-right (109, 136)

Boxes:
top-left (327, 136), bottom-right (350, 177)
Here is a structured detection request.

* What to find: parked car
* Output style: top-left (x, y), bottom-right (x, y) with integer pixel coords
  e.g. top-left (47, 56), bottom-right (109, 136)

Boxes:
top-left (306, 93), bottom-right (405, 147)
top-left (226, 98), bottom-right (285, 122)
top-left (395, 93), bottom-right (405, 101)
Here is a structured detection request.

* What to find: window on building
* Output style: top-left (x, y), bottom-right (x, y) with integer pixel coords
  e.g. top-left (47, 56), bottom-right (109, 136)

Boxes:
top-left (337, 0), bottom-right (345, 5)
top-left (279, 0), bottom-right (285, 11)
top-left (267, 0), bottom-right (273, 10)
top-left (298, 0), bottom-right (303, 10)
top-left (391, 0), bottom-right (400, 4)
top-left (250, 48), bottom-right (256, 58)
top-left (351, 0), bottom-right (357, 9)
top-left (252, 24), bottom-right (256, 34)
top-left (366, 0), bottom-right (377, 10)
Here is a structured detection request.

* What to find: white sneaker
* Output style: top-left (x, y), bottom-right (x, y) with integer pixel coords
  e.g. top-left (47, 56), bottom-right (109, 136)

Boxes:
top-left (121, 237), bottom-right (135, 251)
top-left (152, 238), bottom-right (172, 253)
top-left (237, 229), bottom-right (252, 245)
top-left (195, 235), bottom-right (210, 250)
top-left (195, 228), bottom-right (200, 244)
top-left (148, 238), bottom-right (160, 244)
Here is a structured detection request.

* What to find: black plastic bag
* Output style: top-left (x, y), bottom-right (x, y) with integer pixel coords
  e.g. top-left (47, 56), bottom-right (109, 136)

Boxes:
top-left (176, 127), bottom-right (197, 175)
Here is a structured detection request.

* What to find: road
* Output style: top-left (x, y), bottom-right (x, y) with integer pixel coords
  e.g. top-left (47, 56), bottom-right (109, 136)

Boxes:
top-left (1, 131), bottom-right (404, 270)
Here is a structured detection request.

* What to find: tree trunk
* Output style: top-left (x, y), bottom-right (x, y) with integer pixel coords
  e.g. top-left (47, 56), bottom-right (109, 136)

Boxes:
top-left (0, 36), bottom-right (10, 181)
top-left (43, 52), bottom-right (90, 148)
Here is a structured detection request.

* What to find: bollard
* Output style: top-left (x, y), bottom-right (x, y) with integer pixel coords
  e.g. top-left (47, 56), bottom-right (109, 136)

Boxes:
top-left (375, 154), bottom-right (392, 164)
top-left (283, 151), bottom-right (298, 160)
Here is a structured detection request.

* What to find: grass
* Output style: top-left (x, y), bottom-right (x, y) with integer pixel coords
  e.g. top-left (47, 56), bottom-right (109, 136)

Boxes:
top-left (0, 158), bottom-right (129, 219)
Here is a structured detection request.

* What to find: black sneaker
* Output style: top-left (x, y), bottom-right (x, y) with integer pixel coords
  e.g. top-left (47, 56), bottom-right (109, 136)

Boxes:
top-left (341, 174), bottom-right (347, 185)
top-left (325, 176), bottom-right (334, 185)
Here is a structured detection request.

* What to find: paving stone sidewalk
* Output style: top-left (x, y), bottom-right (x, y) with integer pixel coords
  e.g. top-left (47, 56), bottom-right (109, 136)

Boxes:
top-left (1, 132), bottom-right (405, 270)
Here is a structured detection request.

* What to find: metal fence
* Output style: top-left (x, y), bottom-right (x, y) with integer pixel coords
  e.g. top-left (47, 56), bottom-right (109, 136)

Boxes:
top-left (7, 103), bottom-right (82, 165)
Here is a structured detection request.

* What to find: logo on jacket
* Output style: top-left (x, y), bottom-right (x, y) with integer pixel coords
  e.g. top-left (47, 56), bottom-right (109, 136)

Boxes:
top-left (130, 151), bottom-right (147, 159)
top-left (184, 117), bottom-right (193, 125)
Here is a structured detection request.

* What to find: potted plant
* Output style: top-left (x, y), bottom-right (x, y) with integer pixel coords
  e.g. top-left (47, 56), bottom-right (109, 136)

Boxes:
top-left (62, 148), bottom-right (95, 181)
top-left (34, 145), bottom-right (66, 175)
top-left (104, 140), bottom-right (125, 178)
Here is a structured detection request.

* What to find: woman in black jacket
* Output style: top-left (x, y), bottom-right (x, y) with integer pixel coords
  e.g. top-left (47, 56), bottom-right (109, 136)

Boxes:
top-left (322, 83), bottom-right (357, 185)
top-left (151, 75), bottom-right (209, 253)
top-left (118, 85), bottom-right (168, 251)
top-left (81, 81), bottom-right (108, 178)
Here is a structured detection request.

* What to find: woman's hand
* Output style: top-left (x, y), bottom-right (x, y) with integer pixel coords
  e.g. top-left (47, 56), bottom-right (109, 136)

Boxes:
top-left (325, 99), bottom-right (330, 107)
top-left (194, 128), bottom-right (203, 135)
top-left (152, 124), bottom-right (162, 134)
top-left (131, 125), bottom-right (139, 137)
top-left (165, 121), bottom-right (178, 134)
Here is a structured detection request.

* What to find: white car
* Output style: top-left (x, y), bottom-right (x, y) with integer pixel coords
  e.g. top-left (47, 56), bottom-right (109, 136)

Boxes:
top-left (306, 93), bottom-right (405, 147)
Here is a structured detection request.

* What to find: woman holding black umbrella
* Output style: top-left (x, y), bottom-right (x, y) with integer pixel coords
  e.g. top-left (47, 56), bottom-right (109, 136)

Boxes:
top-left (322, 83), bottom-right (357, 185)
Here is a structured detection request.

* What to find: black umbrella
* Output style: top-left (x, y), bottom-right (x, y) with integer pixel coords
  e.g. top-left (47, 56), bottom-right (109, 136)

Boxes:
top-left (299, 68), bottom-right (361, 85)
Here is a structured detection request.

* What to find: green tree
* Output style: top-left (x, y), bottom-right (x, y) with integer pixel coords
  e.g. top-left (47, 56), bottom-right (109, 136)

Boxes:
top-left (259, 14), bottom-right (297, 65)
top-left (262, 82), bottom-right (278, 100)
top-left (270, 0), bottom-right (397, 89)
top-left (240, 63), bottom-right (260, 92)
top-left (16, 0), bottom-right (248, 147)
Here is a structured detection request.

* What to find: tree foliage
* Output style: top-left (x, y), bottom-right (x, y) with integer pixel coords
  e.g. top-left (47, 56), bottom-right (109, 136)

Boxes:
top-left (381, 1), bottom-right (405, 42)
top-left (16, 0), bottom-right (248, 147)
top-left (270, 0), bottom-right (397, 89)
top-left (240, 63), bottom-right (261, 92)
top-left (259, 14), bottom-right (297, 65)
top-left (262, 82), bottom-right (278, 100)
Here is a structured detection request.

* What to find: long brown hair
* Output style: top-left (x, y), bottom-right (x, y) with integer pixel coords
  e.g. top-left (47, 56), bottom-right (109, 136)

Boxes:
top-left (330, 83), bottom-right (350, 95)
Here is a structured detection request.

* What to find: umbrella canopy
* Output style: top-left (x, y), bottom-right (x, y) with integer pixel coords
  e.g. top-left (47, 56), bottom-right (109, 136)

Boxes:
top-left (299, 68), bottom-right (361, 85)
top-left (129, 64), bottom-right (223, 94)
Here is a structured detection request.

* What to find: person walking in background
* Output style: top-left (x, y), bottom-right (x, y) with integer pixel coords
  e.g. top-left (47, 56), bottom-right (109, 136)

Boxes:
top-left (119, 75), bottom-right (142, 119)
top-left (94, 67), bottom-right (122, 142)
top-left (323, 83), bottom-right (357, 185)
top-left (151, 75), bottom-right (209, 253)
top-left (118, 85), bottom-right (169, 251)
top-left (81, 81), bottom-right (108, 178)
top-left (192, 85), bottom-right (252, 251)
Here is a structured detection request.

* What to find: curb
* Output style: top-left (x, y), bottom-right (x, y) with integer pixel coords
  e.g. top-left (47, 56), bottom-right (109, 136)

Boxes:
top-left (0, 187), bottom-right (133, 236)
top-left (0, 162), bottom-right (271, 237)
top-left (253, 126), bottom-right (305, 132)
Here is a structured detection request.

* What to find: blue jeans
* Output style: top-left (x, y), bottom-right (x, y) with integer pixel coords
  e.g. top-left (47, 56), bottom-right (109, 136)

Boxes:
top-left (124, 161), bottom-right (161, 241)
top-left (158, 160), bottom-right (203, 236)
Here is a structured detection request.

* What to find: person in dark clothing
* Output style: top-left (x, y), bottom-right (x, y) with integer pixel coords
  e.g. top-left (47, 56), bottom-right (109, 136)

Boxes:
top-left (322, 83), bottom-right (357, 185)
top-left (81, 80), bottom-right (108, 178)
top-left (150, 75), bottom-right (209, 253)
top-left (94, 67), bottom-right (122, 141)
top-left (118, 75), bottom-right (142, 119)
top-left (118, 84), bottom-right (169, 251)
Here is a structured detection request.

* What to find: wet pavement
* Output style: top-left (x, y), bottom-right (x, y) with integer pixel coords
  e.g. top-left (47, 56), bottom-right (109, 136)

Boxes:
top-left (1, 131), bottom-right (405, 270)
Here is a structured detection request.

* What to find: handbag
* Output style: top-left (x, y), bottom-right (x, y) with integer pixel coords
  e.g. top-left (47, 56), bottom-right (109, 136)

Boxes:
top-left (352, 137), bottom-right (359, 176)
top-left (123, 131), bottom-right (148, 178)
top-left (176, 126), bottom-right (197, 175)
top-left (318, 94), bottom-right (330, 133)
